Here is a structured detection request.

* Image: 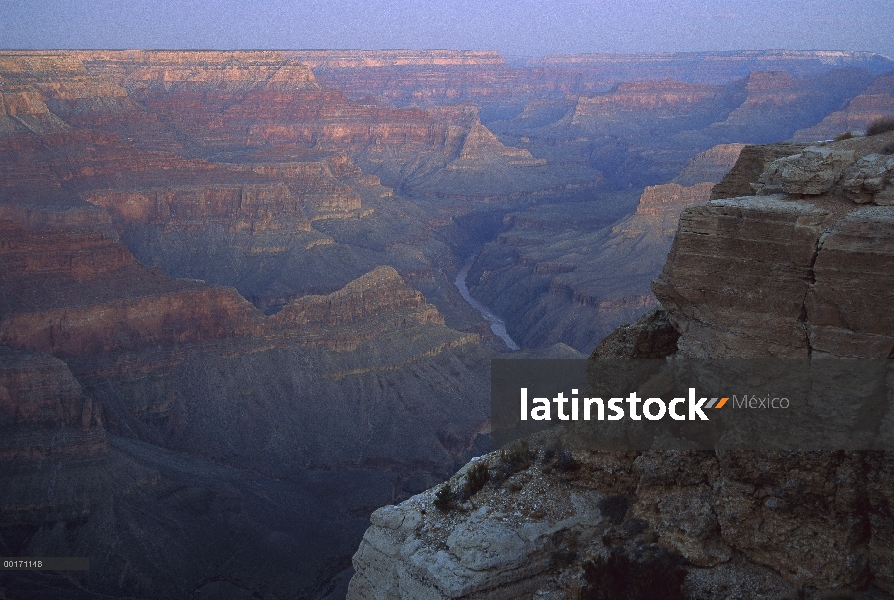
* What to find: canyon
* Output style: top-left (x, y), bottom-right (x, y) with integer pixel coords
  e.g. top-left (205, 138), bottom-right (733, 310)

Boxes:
top-left (0, 48), bottom-right (892, 598)
top-left (348, 124), bottom-right (894, 600)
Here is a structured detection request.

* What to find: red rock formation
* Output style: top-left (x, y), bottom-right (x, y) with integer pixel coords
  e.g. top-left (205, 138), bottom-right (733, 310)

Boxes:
top-left (83, 182), bottom-right (314, 232)
top-left (0, 219), bottom-right (133, 279)
top-left (0, 345), bottom-right (107, 459)
top-left (0, 287), bottom-right (264, 357)
top-left (0, 218), bottom-right (455, 357)
top-left (0, 219), bottom-right (263, 356)
top-left (573, 80), bottom-right (725, 117)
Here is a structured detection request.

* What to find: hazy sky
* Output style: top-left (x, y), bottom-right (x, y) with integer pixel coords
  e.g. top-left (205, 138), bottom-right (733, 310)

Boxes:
top-left (1, 0), bottom-right (892, 57)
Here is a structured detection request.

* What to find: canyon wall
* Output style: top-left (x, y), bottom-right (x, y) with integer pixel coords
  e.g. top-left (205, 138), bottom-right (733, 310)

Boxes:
top-left (348, 125), bottom-right (894, 600)
top-left (1, 48), bottom-right (892, 598)
top-left (656, 130), bottom-right (894, 359)
top-left (0, 216), bottom-right (492, 598)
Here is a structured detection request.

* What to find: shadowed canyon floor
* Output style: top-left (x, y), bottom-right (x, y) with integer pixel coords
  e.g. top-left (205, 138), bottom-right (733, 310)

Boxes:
top-left (0, 48), bottom-right (893, 598)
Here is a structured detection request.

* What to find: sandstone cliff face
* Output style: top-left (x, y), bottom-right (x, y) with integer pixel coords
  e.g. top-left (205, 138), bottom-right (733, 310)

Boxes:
top-left (0, 286), bottom-right (264, 357)
top-left (672, 143), bottom-right (745, 187)
top-left (0, 219), bottom-right (132, 280)
top-left (656, 131), bottom-right (894, 358)
top-left (0, 219), bottom-right (269, 357)
top-left (83, 182), bottom-right (314, 232)
top-left (617, 182), bottom-right (714, 234)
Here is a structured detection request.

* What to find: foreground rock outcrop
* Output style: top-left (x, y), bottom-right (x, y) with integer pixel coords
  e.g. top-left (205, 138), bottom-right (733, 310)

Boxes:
top-left (348, 130), bottom-right (894, 599)
top-left (349, 446), bottom-right (894, 599)
top-left (656, 130), bottom-right (894, 358)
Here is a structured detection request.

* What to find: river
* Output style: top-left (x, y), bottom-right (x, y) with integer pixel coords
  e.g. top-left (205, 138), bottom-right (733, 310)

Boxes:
top-left (454, 255), bottom-right (520, 351)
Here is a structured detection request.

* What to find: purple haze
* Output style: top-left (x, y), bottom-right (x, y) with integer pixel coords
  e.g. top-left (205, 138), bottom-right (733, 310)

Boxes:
top-left (0, 0), bottom-right (891, 57)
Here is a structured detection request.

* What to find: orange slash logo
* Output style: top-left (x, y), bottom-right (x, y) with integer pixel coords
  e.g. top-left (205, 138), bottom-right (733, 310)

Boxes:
top-left (707, 397), bottom-right (728, 409)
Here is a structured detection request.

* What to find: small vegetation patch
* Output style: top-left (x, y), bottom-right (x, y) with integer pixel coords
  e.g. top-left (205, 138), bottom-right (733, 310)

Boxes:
top-left (834, 131), bottom-right (855, 141)
top-left (490, 440), bottom-right (534, 484)
top-left (461, 461), bottom-right (489, 500)
top-left (433, 483), bottom-right (454, 511)
top-left (867, 116), bottom-right (894, 136)
top-left (434, 461), bottom-right (491, 511)
top-left (555, 449), bottom-right (579, 472)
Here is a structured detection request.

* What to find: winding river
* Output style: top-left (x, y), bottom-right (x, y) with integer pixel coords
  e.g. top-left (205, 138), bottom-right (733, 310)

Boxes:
top-left (454, 255), bottom-right (520, 351)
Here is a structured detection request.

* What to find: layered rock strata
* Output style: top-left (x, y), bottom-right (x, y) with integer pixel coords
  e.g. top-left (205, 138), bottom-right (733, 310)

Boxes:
top-left (349, 133), bottom-right (894, 599)
top-left (0, 345), bottom-right (106, 460)
top-left (656, 131), bottom-right (894, 358)
top-left (0, 217), bottom-right (491, 597)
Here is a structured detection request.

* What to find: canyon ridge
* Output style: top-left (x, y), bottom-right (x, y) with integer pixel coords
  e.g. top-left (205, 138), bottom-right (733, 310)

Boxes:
top-left (0, 49), bottom-right (892, 599)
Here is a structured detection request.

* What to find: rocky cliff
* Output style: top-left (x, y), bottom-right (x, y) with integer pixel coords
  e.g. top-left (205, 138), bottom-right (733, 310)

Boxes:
top-left (0, 345), bottom-right (105, 459)
top-left (2, 48), bottom-right (892, 598)
top-left (656, 130), bottom-right (894, 358)
top-left (347, 131), bottom-right (894, 599)
top-left (673, 143), bottom-right (745, 187)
